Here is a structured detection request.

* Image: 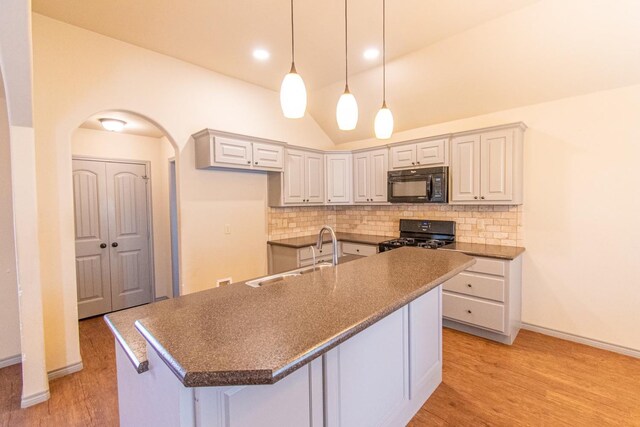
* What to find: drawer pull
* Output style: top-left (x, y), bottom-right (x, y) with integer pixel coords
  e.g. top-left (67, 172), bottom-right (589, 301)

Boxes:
top-left (356, 249), bottom-right (360, 252)
top-left (467, 283), bottom-right (472, 288)
top-left (467, 310), bottom-right (472, 314)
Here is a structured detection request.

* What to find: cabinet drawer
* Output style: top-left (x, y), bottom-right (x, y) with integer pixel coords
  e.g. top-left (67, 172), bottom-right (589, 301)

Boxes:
top-left (443, 292), bottom-right (505, 333)
top-left (443, 272), bottom-right (505, 302)
top-left (342, 242), bottom-right (377, 257)
top-left (299, 245), bottom-right (334, 261)
top-left (466, 257), bottom-right (506, 277)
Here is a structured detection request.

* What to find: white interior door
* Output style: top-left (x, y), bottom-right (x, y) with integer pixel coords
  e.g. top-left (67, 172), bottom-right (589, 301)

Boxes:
top-left (106, 162), bottom-right (153, 311)
top-left (73, 160), bottom-right (112, 319)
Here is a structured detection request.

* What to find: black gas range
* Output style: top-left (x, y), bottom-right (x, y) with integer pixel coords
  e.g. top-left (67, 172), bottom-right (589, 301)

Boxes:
top-left (379, 219), bottom-right (456, 252)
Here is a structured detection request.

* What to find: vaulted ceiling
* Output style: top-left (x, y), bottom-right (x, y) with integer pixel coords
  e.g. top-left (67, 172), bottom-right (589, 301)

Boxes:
top-left (32, 0), bottom-right (640, 143)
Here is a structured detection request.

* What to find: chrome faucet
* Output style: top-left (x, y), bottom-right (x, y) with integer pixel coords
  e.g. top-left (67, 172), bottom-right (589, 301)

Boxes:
top-left (317, 225), bottom-right (339, 266)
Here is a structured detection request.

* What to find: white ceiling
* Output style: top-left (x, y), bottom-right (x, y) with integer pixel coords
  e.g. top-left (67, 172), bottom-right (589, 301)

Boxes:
top-left (80, 111), bottom-right (166, 138)
top-left (33, 0), bottom-right (640, 143)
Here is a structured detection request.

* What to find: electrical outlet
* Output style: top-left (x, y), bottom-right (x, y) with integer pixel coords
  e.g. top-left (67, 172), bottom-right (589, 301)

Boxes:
top-left (216, 277), bottom-right (232, 287)
top-left (224, 224), bottom-right (231, 234)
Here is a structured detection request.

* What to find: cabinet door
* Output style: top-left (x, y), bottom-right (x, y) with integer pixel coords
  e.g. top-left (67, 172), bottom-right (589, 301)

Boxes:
top-left (304, 152), bottom-right (325, 204)
top-left (389, 145), bottom-right (416, 169)
top-left (416, 139), bottom-right (447, 166)
top-left (326, 153), bottom-right (352, 204)
top-left (450, 135), bottom-right (480, 202)
top-left (480, 130), bottom-right (513, 201)
top-left (214, 137), bottom-right (252, 167)
top-left (369, 149), bottom-right (389, 202)
top-left (252, 142), bottom-right (283, 171)
top-left (283, 149), bottom-right (305, 204)
top-left (353, 152), bottom-right (370, 203)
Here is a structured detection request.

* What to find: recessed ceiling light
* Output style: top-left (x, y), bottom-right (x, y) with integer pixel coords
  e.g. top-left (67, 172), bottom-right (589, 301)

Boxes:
top-left (253, 48), bottom-right (270, 61)
top-left (363, 48), bottom-right (380, 60)
top-left (99, 118), bottom-right (126, 132)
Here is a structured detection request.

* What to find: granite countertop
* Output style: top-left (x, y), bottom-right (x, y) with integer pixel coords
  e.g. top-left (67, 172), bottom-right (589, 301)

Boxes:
top-left (267, 232), bottom-right (394, 248)
top-left (107, 248), bottom-right (473, 387)
top-left (441, 242), bottom-right (525, 260)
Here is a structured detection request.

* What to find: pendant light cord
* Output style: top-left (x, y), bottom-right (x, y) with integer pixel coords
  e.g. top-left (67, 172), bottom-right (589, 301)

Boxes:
top-left (345, 0), bottom-right (349, 88)
top-left (382, 0), bottom-right (386, 104)
top-left (291, 0), bottom-right (295, 64)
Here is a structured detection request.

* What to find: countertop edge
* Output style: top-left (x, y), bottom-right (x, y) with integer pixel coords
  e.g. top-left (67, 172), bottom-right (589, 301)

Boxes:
top-left (440, 245), bottom-right (526, 260)
top-left (104, 315), bottom-right (149, 374)
top-left (137, 255), bottom-right (475, 388)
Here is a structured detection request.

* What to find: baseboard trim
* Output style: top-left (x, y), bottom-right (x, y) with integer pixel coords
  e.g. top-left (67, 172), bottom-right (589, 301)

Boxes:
top-left (21, 389), bottom-right (51, 408)
top-left (0, 354), bottom-right (21, 369)
top-left (48, 361), bottom-right (84, 381)
top-left (521, 323), bottom-right (640, 359)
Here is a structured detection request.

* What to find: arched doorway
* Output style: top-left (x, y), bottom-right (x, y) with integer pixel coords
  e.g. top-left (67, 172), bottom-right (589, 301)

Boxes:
top-left (71, 110), bottom-right (180, 319)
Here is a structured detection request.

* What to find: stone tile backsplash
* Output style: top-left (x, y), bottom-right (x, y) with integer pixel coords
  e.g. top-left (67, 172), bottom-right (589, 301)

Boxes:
top-left (268, 205), bottom-right (523, 247)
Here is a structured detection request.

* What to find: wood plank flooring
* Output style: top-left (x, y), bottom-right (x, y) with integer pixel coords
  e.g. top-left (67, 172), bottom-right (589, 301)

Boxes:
top-left (1, 318), bottom-right (638, 426)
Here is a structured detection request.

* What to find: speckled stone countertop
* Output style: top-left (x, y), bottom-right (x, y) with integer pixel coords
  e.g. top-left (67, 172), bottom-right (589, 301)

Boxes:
top-left (267, 232), bottom-right (394, 248)
top-left (441, 242), bottom-right (525, 260)
top-left (119, 248), bottom-right (473, 387)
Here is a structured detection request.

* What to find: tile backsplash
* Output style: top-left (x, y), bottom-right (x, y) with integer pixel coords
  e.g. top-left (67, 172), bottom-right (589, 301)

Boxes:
top-left (268, 205), bottom-right (523, 247)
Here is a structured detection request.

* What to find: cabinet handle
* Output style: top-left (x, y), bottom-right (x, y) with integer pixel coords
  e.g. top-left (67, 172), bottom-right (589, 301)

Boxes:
top-left (112, 242), bottom-right (118, 248)
top-left (356, 249), bottom-right (360, 252)
top-left (474, 196), bottom-right (478, 200)
top-left (416, 161), bottom-right (421, 164)
top-left (254, 161), bottom-right (258, 165)
top-left (481, 196), bottom-right (485, 200)
top-left (467, 283), bottom-right (472, 288)
top-left (328, 199), bottom-right (331, 202)
top-left (411, 162), bottom-right (415, 165)
top-left (100, 243), bottom-right (107, 249)
top-left (467, 309), bottom-right (472, 314)
top-left (247, 160), bottom-right (251, 164)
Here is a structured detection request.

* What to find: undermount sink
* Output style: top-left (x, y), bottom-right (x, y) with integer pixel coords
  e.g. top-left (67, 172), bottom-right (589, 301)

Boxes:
top-left (246, 263), bottom-right (334, 288)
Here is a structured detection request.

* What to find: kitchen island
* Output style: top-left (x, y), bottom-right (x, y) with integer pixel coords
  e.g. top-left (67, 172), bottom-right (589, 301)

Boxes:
top-left (106, 247), bottom-right (474, 427)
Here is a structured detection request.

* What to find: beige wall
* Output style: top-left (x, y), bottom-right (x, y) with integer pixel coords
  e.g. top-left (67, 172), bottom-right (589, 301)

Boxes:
top-left (32, 14), bottom-right (334, 373)
top-left (71, 128), bottom-right (174, 299)
top-left (338, 84), bottom-right (640, 352)
top-left (0, 92), bottom-right (20, 363)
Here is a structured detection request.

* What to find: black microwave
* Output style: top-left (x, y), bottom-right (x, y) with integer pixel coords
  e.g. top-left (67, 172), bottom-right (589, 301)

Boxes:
top-left (387, 166), bottom-right (448, 203)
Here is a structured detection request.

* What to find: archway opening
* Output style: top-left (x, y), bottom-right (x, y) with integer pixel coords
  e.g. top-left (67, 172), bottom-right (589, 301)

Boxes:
top-left (71, 110), bottom-right (181, 320)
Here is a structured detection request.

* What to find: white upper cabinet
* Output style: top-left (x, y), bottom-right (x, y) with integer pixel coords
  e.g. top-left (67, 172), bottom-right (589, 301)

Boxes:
top-left (450, 124), bottom-right (524, 205)
top-left (326, 153), bottom-right (353, 204)
top-left (305, 151), bottom-right (325, 204)
top-left (450, 134), bottom-right (481, 202)
top-left (193, 129), bottom-right (284, 172)
top-left (390, 138), bottom-right (448, 170)
top-left (353, 148), bottom-right (389, 204)
top-left (279, 148), bottom-right (325, 205)
top-left (253, 142), bottom-right (284, 170)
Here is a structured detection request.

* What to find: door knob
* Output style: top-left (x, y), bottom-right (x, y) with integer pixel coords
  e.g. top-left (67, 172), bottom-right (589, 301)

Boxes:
top-left (100, 243), bottom-right (107, 249)
top-left (111, 242), bottom-right (118, 248)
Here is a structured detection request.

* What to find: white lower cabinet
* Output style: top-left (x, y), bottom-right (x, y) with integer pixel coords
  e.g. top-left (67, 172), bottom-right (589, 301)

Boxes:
top-left (442, 255), bottom-right (522, 344)
top-left (116, 287), bottom-right (444, 427)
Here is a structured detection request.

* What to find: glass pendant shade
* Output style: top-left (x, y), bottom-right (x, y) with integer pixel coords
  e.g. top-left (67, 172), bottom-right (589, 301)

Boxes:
top-left (280, 65), bottom-right (307, 119)
top-left (374, 104), bottom-right (394, 139)
top-left (336, 88), bottom-right (358, 130)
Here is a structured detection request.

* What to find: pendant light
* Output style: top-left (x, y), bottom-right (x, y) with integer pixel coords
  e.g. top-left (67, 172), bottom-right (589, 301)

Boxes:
top-left (336, 0), bottom-right (358, 130)
top-left (374, 0), bottom-right (394, 139)
top-left (280, 0), bottom-right (307, 119)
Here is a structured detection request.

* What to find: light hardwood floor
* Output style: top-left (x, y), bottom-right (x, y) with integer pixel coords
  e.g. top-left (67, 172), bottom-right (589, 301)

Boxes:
top-left (1, 318), bottom-right (639, 426)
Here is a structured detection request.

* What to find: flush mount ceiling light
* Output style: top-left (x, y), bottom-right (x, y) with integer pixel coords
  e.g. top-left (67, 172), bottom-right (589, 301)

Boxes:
top-left (363, 48), bottom-right (380, 60)
top-left (99, 118), bottom-right (126, 132)
top-left (280, 0), bottom-right (307, 119)
top-left (374, 0), bottom-right (394, 139)
top-left (336, 0), bottom-right (358, 131)
top-left (253, 48), bottom-right (270, 60)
